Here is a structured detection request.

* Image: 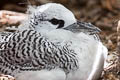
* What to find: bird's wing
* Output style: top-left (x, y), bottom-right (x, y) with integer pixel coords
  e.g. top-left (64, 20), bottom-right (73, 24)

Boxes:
top-left (0, 30), bottom-right (78, 75)
top-left (0, 32), bottom-right (12, 41)
top-left (87, 42), bottom-right (108, 80)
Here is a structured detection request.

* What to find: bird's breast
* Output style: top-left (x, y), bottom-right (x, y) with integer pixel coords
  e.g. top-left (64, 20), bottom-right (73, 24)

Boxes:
top-left (15, 68), bottom-right (66, 80)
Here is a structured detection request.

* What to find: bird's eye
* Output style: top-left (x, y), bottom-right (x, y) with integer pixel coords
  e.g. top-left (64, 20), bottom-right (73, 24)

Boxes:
top-left (49, 18), bottom-right (59, 25)
top-left (57, 20), bottom-right (64, 28)
top-left (49, 18), bottom-right (65, 28)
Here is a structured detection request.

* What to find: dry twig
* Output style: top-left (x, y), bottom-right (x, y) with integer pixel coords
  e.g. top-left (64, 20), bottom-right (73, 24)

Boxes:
top-left (0, 10), bottom-right (27, 25)
top-left (0, 74), bottom-right (15, 80)
top-left (117, 20), bottom-right (120, 55)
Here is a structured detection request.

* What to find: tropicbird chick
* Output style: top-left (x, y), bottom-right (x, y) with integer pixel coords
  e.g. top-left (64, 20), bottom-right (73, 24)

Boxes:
top-left (0, 3), bottom-right (108, 80)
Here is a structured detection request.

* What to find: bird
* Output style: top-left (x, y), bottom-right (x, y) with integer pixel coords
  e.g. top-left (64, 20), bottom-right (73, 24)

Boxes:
top-left (0, 3), bottom-right (108, 80)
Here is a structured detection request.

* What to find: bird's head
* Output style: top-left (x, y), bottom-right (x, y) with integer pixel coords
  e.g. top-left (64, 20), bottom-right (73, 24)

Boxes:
top-left (26, 3), bottom-right (100, 35)
top-left (28, 3), bottom-right (76, 32)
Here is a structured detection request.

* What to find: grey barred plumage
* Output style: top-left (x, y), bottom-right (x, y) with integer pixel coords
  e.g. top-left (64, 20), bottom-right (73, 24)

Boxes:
top-left (0, 30), bottom-right (78, 76)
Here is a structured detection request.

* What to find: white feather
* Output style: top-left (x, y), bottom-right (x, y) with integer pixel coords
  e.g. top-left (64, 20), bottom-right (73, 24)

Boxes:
top-left (44, 29), bottom-right (107, 80)
top-left (15, 68), bottom-right (66, 80)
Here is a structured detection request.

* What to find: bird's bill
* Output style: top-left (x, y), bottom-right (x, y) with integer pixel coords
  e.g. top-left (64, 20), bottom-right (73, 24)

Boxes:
top-left (63, 20), bottom-right (101, 34)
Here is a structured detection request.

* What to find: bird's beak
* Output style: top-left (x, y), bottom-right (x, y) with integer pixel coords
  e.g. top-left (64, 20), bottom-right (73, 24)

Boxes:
top-left (63, 20), bottom-right (101, 34)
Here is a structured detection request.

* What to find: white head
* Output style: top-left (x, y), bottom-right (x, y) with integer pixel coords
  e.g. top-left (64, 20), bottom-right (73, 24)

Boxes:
top-left (28, 3), bottom-right (76, 32)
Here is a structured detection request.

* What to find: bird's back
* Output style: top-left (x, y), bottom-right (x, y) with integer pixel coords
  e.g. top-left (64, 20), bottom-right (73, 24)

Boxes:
top-left (0, 30), bottom-right (78, 77)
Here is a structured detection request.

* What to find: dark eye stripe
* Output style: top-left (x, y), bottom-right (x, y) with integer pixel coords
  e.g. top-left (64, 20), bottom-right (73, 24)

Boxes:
top-left (57, 20), bottom-right (64, 28)
top-left (49, 18), bottom-right (59, 25)
top-left (49, 18), bottom-right (65, 28)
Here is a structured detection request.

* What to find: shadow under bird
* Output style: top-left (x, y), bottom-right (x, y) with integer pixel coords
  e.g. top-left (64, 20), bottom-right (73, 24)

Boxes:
top-left (0, 3), bottom-right (108, 80)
